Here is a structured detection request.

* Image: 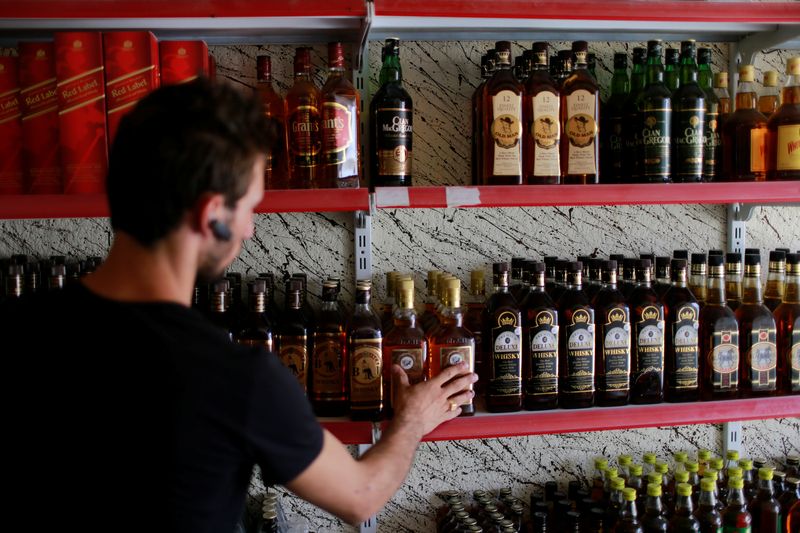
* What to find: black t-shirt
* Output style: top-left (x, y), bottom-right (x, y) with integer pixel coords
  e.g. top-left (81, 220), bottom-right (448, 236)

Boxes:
top-left (1, 283), bottom-right (323, 533)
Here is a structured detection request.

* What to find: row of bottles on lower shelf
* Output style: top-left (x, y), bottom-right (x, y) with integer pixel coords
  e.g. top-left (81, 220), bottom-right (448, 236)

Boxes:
top-left (436, 450), bottom-right (800, 532)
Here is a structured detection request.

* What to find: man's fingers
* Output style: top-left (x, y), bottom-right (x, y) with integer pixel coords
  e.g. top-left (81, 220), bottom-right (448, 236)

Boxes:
top-left (392, 364), bottom-right (411, 389)
top-left (447, 390), bottom-right (475, 409)
top-left (430, 362), bottom-right (470, 386)
top-left (441, 373), bottom-right (478, 398)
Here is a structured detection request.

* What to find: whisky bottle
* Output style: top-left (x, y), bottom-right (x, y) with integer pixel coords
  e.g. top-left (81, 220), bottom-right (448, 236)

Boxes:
top-left (629, 259), bottom-right (665, 404)
top-left (483, 40), bottom-right (524, 185)
top-left (523, 41), bottom-right (561, 184)
top-left (638, 40), bottom-right (672, 183)
top-left (725, 253), bottom-right (743, 312)
top-left (748, 468), bottom-right (782, 533)
top-left (383, 278), bottom-right (428, 415)
top-left (585, 258), bottom-right (605, 302)
top-left (465, 269), bottom-right (486, 394)
top-left (775, 253), bottom-right (800, 395)
top-left (603, 53), bottom-right (630, 183)
top-left (764, 250), bottom-right (786, 311)
top-left (371, 38), bottom-right (413, 187)
top-left (700, 254), bottom-right (740, 400)
top-left (664, 47), bottom-right (680, 93)
top-left (696, 479), bottom-right (724, 531)
top-left (722, 65), bottom-right (768, 181)
top-left (672, 40), bottom-right (706, 183)
top-left (484, 262), bottom-right (523, 411)
top-left (641, 483), bottom-right (670, 532)
top-left (722, 477), bottom-right (753, 532)
top-left (593, 260), bottom-right (631, 407)
top-left (689, 253), bottom-right (708, 306)
top-left (472, 53), bottom-right (493, 185)
top-left (286, 47), bottom-right (321, 189)
top-left (714, 72), bottom-right (731, 126)
top-left (208, 279), bottom-right (234, 340)
top-left (560, 41), bottom-right (600, 184)
top-left (348, 280), bottom-right (384, 420)
top-left (624, 47), bottom-right (648, 182)
top-left (381, 271), bottom-right (399, 334)
top-left (558, 261), bottom-right (596, 409)
top-left (697, 47), bottom-right (721, 182)
top-left (278, 279), bottom-right (311, 393)
top-left (758, 70), bottom-right (780, 118)
top-left (421, 270), bottom-right (441, 333)
top-left (766, 57), bottom-right (800, 181)
top-left (321, 42), bottom-right (361, 188)
top-left (235, 279), bottom-right (275, 354)
top-left (311, 279), bottom-right (347, 416)
top-left (736, 254), bottom-right (778, 397)
top-left (654, 256), bottom-right (672, 299)
top-left (255, 55), bottom-right (289, 190)
top-left (430, 278), bottom-right (476, 416)
top-left (670, 484), bottom-right (701, 531)
top-left (615, 487), bottom-right (642, 532)
top-left (521, 262), bottom-right (559, 410)
top-left (554, 49), bottom-right (573, 89)
top-left (48, 264), bottom-right (66, 291)
top-left (663, 259), bottom-right (700, 402)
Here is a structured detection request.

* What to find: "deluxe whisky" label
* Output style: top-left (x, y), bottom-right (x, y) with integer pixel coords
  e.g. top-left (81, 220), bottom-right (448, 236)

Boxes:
top-left (671, 304), bottom-right (700, 389)
top-left (490, 311), bottom-right (522, 397)
top-left (564, 308), bottom-right (595, 393)
top-left (527, 309), bottom-right (559, 396)
top-left (599, 307), bottom-right (630, 392)
top-left (634, 305), bottom-right (665, 378)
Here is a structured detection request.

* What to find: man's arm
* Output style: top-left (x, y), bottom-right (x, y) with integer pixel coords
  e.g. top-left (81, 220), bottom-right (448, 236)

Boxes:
top-left (285, 362), bottom-right (477, 525)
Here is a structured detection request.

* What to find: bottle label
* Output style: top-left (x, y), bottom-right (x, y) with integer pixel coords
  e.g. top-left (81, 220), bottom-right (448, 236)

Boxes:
top-left (288, 105), bottom-right (321, 168)
top-left (641, 100), bottom-right (672, 178)
top-left (671, 304), bottom-right (700, 389)
top-left (749, 128), bottom-right (766, 173)
top-left (376, 107), bottom-right (412, 177)
top-left (350, 339), bottom-right (383, 404)
top-left (564, 308), bottom-right (595, 393)
top-left (393, 347), bottom-right (425, 384)
top-left (704, 107), bottom-right (720, 179)
top-left (608, 113), bottom-right (625, 178)
top-left (321, 99), bottom-right (357, 173)
top-left (238, 337), bottom-right (274, 353)
top-left (490, 311), bottom-right (522, 397)
top-left (527, 309), bottom-right (559, 395)
top-left (748, 326), bottom-right (777, 391)
top-left (439, 345), bottom-right (474, 371)
top-left (311, 333), bottom-right (344, 395)
top-left (491, 90), bottom-right (522, 176)
top-left (674, 106), bottom-right (705, 179)
top-left (777, 124), bottom-right (800, 171)
top-left (600, 306), bottom-right (631, 392)
top-left (711, 329), bottom-right (739, 390)
top-left (565, 90), bottom-right (598, 175)
top-left (278, 335), bottom-right (308, 392)
top-left (791, 321), bottom-right (800, 391)
top-left (531, 91), bottom-right (560, 177)
top-left (634, 305), bottom-right (665, 377)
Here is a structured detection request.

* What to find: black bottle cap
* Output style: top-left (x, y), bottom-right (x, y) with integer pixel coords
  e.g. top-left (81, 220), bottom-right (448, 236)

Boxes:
top-left (691, 253), bottom-right (707, 265)
top-left (745, 247), bottom-right (760, 256)
top-left (604, 260), bottom-right (618, 272)
top-left (249, 279), bottom-right (267, 294)
top-left (572, 40), bottom-right (589, 54)
top-left (680, 40), bottom-right (697, 58)
top-left (673, 249), bottom-right (689, 260)
top-left (787, 253), bottom-right (800, 265)
top-left (544, 256), bottom-right (558, 266)
top-left (708, 250), bottom-right (724, 257)
top-left (558, 49), bottom-right (573, 61)
top-left (769, 250), bottom-right (786, 262)
top-left (745, 254), bottom-right (761, 266)
top-left (532, 511), bottom-right (548, 528)
top-left (656, 256), bottom-right (671, 269)
top-left (633, 47), bottom-right (647, 64)
top-left (589, 258), bottom-right (603, 271)
top-left (613, 52), bottom-right (627, 69)
top-left (726, 252), bottom-right (742, 263)
top-left (708, 255), bottom-right (724, 267)
top-left (671, 258), bottom-right (688, 271)
top-left (532, 261), bottom-right (546, 273)
top-left (511, 257), bottom-right (525, 268)
top-left (698, 47), bottom-right (712, 64)
top-left (568, 261), bottom-right (582, 273)
top-left (544, 480), bottom-right (558, 499)
top-left (493, 262), bottom-right (510, 273)
top-left (495, 40), bottom-right (511, 53)
top-left (638, 258), bottom-right (652, 269)
top-left (610, 253), bottom-right (625, 262)
top-left (647, 40), bottom-right (663, 57)
top-left (532, 41), bottom-right (549, 54)
top-left (666, 47), bottom-right (680, 64)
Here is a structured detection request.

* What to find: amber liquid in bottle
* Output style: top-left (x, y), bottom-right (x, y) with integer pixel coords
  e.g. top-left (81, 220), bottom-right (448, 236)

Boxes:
top-left (558, 262), bottom-right (595, 409)
top-left (726, 254), bottom-right (743, 312)
top-left (721, 65), bottom-right (768, 182)
top-left (484, 263), bottom-right (523, 412)
top-left (286, 47), bottom-right (322, 188)
top-left (775, 255), bottom-right (800, 395)
top-left (758, 71), bottom-right (780, 119)
top-left (663, 260), bottom-right (700, 402)
top-left (465, 270), bottom-right (487, 394)
top-left (764, 255), bottom-right (786, 312)
top-left (278, 282), bottom-right (311, 393)
top-left (522, 265), bottom-right (559, 410)
top-left (592, 260), bottom-right (631, 407)
top-left (767, 58), bottom-right (800, 181)
top-left (472, 53), bottom-right (492, 185)
top-left (348, 281), bottom-right (384, 421)
top-left (321, 42), bottom-right (361, 189)
top-left (722, 479), bottom-right (753, 532)
top-left (524, 42), bottom-right (561, 184)
top-left (700, 260), bottom-right (740, 401)
top-left (559, 41), bottom-right (600, 184)
top-left (629, 260), bottom-right (665, 404)
top-left (311, 280), bottom-right (348, 416)
top-left (235, 279), bottom-right (275, 354)
top-left (255, 56), bottom-right (289, 190)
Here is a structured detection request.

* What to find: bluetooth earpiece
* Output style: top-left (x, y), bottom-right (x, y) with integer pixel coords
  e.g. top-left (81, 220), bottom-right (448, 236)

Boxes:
top-left (208, 220), bottom-right (232, 242)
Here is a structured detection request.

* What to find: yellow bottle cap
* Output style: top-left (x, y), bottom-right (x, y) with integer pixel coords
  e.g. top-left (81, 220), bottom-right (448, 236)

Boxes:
top-left (612, 478), bottom-right (626, 491)
top-left (739, 65), bottom-right (755, 82)
top-left (606, 468), bottom-right (619, 479)
top-left (685, 461), bottom-right (699, 473)
top-left (643, 452), bottom-right (657, 465)
top-left (698, 449), bottom-right (712, 461)
top-left (788, 57), bottom-right (800, 76)
top-left (595, 457), bottom-right (609, 470)
top-left (623, 487), bottom-right (637, 502)
top-left (703, 469), bottom-right (719, 481)
top-left (677, 483), bottom-right (692, 497)
top-left (758, 467), bottom-right (774, 481)
top-left (630, 464), bottom-right (643, 477)
top-left (647, 483), bottom-right (662, 497)
top-left (714, 72), bottom-right (728, 88)
top-left (710, 458), bottom-right (725, 471)
top-left (647, 472), bottom-right (663, 485)
top-left (674, 451), bottom-right (689, 463)
top-left (619, 454), bottom-right (633, 467)
top-left (763, 70), bottom-right (779, 87)
top-left (727, 466), bottom-right (743, 479)
top-left (655, 462), bottom-right (669, 475)
top-left (729, 477), bottom-right (744, 490)
top-left (700, 478), bottom-right (716, 493)
top-left (676, 470), bottom-right (690, 483)
top-left (739, 459), bottom-right (753, 471)
top-left (726, 450), bottom-right (740, 461)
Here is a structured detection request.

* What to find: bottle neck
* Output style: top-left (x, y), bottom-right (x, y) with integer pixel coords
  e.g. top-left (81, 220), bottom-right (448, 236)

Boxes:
top-left (707, 273), bottom-right (726, 304)
top-left (783, 74), bottom-right (800, 104)
top-left (785, 268), bottom-right (800, 303)
top-left (727, 488), bottom-right (747, 506)
top-left (645, 495), bottom-right (663, 513)
top-left (735, 80), bottom-right (758, 110)
top-left (698, 64), bottom-right (713, 90)
top-left (672, 269), bottom-right (688, 288)
top-left (698, 489), bottom-right (717, 508)
top-left (675, 494), bottom-right (694, 514)
top-left (394, 306), bottom-right (417, 327)
top-left (758, 477), bottom-right (774, 496)
top-left (249, 292), bottom-right (267, 313)
top-left (645, 58), bottom-right (665, 85)
top-left (742, 271), bottom-right (763, 304)
top-left (679, 59), bottom-right (699, 85)
top-left (611, 68), bottom-right (630, 95)
top-left (383, 54), bottom-right (402, 84)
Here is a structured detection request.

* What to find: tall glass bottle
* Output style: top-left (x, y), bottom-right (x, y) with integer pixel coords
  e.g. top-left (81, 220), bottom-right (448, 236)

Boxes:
top-left (624, 47), bottom-right (648, 182)
top-left (483, 41), bottom-right (523, 185)
top-left (429, 278), bottom-right (476, 416)
top-left (664, 47), bottom-right (680, 94)
top-left (722, 65), bottom-right (768, 181)
top-left (766, 57), bottom-right (800, 181)
top-left (779, 477), bottom-right (800, 532)
top-left (697, 47), bottom-right (721, 182)
top-left (255, 55), bottom-right (289, 189)
top-left (472, 53), bottom-right (492, 185)
top-left (642, 482), bottom-right (670, 533)
top-left (669, 483), bottom-right (700, 532)
top-left (726, 252), bottom-right (743, 312)
top-left (616, 487), bottom-right (644, 532)
top-left (558, 261), bottom-right (596, 408)
top-left (638, 40), bottom-right (672, 183)
top-left (736, 254), bottom-right (778, 398)
top-left (348, 280), bottom-right (384, 420)
top-left (278, 280), bottom-right (311, 393)
top-left (655, 256), bottom-right (673, 299)
top-left (522, 262), bottom-right (559, 410)
top-left (663, 259), bottom-right (701, 402)
top-left (560, 40), bottom-right (600, 184)
top-left (748, 468), bottom-right (781, 533)
top-left (286, 47), bottom-right (321, 189)
top-left (723, 477), bottom-right (752, 532)
top-left (672, 40), bottom-right (706, 183)
top-left (690, 253), bottom-right (708, 306)
top-left (629, 259), bottom-right (666, 404)
top-left (311, 279), bottom-right (347, 416)
top-left (524, 41), bottom-right (561, 184)
top-left (714, 72), bottom-right (731, 127)
top-left (235, 279), bottom-right (275, 353)
top-left (371, 38), bottom-right (413, 187)
top-left (484, 262), bottom-right (523, 411)
top-left (775, 253), bottom-right (800, 395)
top-left (381, 271), bottom-right (398, 334)
top-left (604, 52), bottom-right (630, 183)
top-left (593, 259), bottom-right (631, 407)
top-left (700, 254), bottom-right (740, 400)
top-left (465, 269), bottom-right (487, 394)
top-left (422, 270), bottom-right (442, 333)
top-left (696, 478), bottom-right (723, 533)
top-left (321, 42), bottom-right (360, 188)
top-left (208, 279), bottom-right (234, 340)
top-left (765, 250), bottom-right (787, 311)
top-left (758, 70), bottom-right (780, 118)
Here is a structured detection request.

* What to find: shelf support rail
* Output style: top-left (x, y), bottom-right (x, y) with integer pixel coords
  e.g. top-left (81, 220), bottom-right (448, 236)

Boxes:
top-left (726, 203), bottom-right (757, 254)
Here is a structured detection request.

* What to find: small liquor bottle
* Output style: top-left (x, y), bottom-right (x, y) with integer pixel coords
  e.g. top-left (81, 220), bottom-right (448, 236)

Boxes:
top-left (522, 262), bottom-right (559, 410)
top-left (235, 279), bottom-right (274, 354)
top-left (558, 261), bottom-right (596, 408)
top-left (697, 47), bottom-right (721, 182)
top-left (629, 259), bottom-right (665, 404)
top-left (311, 279), bottom-right (347, 416)
top-left (560, 41), bottom-right (600, 184)
top-left (670, 484), bottom-right (701, 532)
top-left (465, 269), bottom-right (487, 394)
top-left (780, 477), bottom-right (800, 532)
top-left (764, 250), bottom-right (787, 311)
top-left (255, 56), bottom-right (289, 189)
top-left (758, 70), bottom-right (780, 118)
top-left (615, 487), bottom-right (643, 532)
top-left (278, 280), bottom-right (311, 393)
top-left (286, 47), bottom-right (321, 188)
top-left (637, 40), bottom-right (672, 183)
top-left (696, 478), bottom-right (723, 532)
top-left (671, 40), bottom-right (706, 184)
top-left (714, 72), bottom-right (731, 127)
top-left (700, 254), bottom-right (740, 400)
top-left (641, 482), bottom-right (669, 532)
top-left (593, 260), bottom-right (631, 407)
top-left (321, 42), bottom-right (361, 188)
top-left (748, 468), bottom-right (782, 533)
top-left (624, 47), bottom-right (648, 182)
top-left (663, 259), bottom-right (701, 402)
top-left (722, 65), bottom-right (768, 182)
top-left (603, 53), bottom-right (630, 183)
top-left (524, 41), bottom-right (561, 184)
top-left (723, 477), bottom-right (753, 532)
top-left (766, 57), bottom-right (800, 181)
top-left (775, 253), bottom-right (800, 395)
top-left (484, 262), bottom-right (523, 412)
top-left (348, 280), bottom-right (384, 420)
top-left (689, 253), bottom-right (708, 306)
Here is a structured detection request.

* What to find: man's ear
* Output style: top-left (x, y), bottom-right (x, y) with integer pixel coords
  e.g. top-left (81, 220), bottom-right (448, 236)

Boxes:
top-left (191, 192), bottom-right (227, 238)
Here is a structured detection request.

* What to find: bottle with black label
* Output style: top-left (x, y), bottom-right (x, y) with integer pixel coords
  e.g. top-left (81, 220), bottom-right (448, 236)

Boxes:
top-left (671, 40), bottom-right (706, 183)
top-left (370, 38), bottom-right (413, 187)
top-left (558, 261), bottom-right (595, 408)
top-left (524, 41), bottom-right (561, 185)
top-left (689, 253), bottom-right (708, 307)
top-left (592, 259), bottom-right (631, 407)
top-left (278, 279), bottom-right (311, 393)
top-left (603, 53), bottom-right (630, 183)
top-left (700, 255), bottom-right (740, 400)
top-left (775, 253), bottom-right (800, 395)
top-left (623, 47), bottom-right (648, 182)
top-left (663, 259), bottom-right (700, 402)
top-left (629, 259), bottom-right (665, 404)
top-left (560, 41), bottom-right (600, 184)
top-left (637, 40), bottom-right (672, 183)
top-left (736, 254), bottom-right (778, 398)
top-left (697, 47), bottom-right (721, 182)
top-left (311, 279), bottom-right (347, 416)
top-left (348, 280), bottom-right (384, 420)
top-left (484, 262), bottom-right (523, 411)
top-left (521, 261), bottom-right (559, 410)
top-left (654, 256), bottom-right (672, 299)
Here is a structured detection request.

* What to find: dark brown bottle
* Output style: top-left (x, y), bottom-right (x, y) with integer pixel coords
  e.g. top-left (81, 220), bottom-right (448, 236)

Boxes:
top-left (522, 262), bottom-right (559, 410)
top-left (616, 487), bottom-right (644, 532)
top-left (465, 270), bottom-right (487, 394)
top-left (721, 65), bottom-right (768, 182)
top-left (311, 279), bottom-right (348, 416)
top-left (620, 258), bottom-right (637, 300)
top-left (558, 261), bottom-right (596, 408)
top-left (277, 280), bottom-right (311, 393)
top-left (208, 279), bottom-right (235, 340)
top-left (723, 477), bottom-right (753, 532)
top-left (592, 259), bottom-right (631, 407)
top-left (689, 253), bottom-right (707, 308)
top-left (560, 41), bottom-right (600, 184)
top-left (255, 55), bottom-right (289, 189)
top-left (775, 253), bottom-right (800, 395)
top-left (669, 483), bottom-right (700, 532)
top-left (348, 280), bottom-right (384, 420)
top-left (696, 478), bottom-right (723, 533)
top-left (472, 53), bottom-right (492, 185)
top-left (484, 262), bottom-right (523, 412)
top-left (764, 250), bottom-right (787, 312)
top-left (663, 259), bottom-right (701, 402)
top-left (780, 477), bottom-right (800, 532)
top-left (629, 259), bottom-right (665, 404)
top-left (235, 279), bottom-right (275, 354)
top-left (726, 253), bottom-right (743, 312)
top-left (748, 468), bottom-right (781, 533)
top-left (654, 257), bottom-right (672, 299)
top-left (524, 41), bottom-right (561, 184)
top-left (736, 254), bottom-right (779, 397)
top-left (641, 482), bottom-right (669, 532)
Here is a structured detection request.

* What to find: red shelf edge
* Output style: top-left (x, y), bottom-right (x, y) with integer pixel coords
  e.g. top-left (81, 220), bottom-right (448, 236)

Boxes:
top-left (257, 188), bottom-right (370, 213)
top-left (319, 419), bottom-right (374, 445)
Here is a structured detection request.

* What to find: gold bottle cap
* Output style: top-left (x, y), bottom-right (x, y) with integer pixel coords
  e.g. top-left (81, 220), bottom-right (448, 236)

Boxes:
top-left (788, 57), bottom-right (800, 76)
top-left (739, 65), bottom-right (755, 82)
top-left (427, 271), bottom-right (440, 295)
top-left (446, 278), bottom-right (461, 308)
top-left (714, 71), bottom-right (728, 88)
top-left (763, 70), bottom-right (779, 87)
top-left (470, 270), bottom-right (485, 296)
top-left (399, 279), bottom-right (414, 309)
top-left (744, 263), bottom-right (761, 277)
top-left (438, 274), bottom-right (452, 300)
top-left (386, 271), bottom-right (399, 298)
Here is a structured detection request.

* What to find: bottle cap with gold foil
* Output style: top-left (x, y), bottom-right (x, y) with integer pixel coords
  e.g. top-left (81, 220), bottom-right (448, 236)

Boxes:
top-left (763, 70), bottom-right (779, 87)
top-left (714, 71), bottom-right (728, 88)
top-left (708, 254), bottom-right (724, 276)
top-left (788, 57), bottom-right (800, 76)
top-left (739, 65), bottom-right (755, 82)
top-left (427, 271), bottom-right (440, 295)
top-left (446, 278), bottom-right (461, 307)
top-left (399, 278), bottom-right (414, 309)
top-left (470, 269), bottom-right (485, 296)
top-left (787, 253), bottom-right (800, 274)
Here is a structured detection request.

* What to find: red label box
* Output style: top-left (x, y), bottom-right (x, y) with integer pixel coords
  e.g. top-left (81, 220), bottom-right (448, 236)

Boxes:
top-left (0, 56), bottom-right (24, 194)
top-left (159, 41), bottom-right (209, 85)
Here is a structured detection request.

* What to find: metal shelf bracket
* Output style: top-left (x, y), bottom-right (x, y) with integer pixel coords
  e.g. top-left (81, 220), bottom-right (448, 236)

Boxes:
top-left (355, 210), bottom-right (373, 281)
top-left (726, 203), bottom-right (758, 254)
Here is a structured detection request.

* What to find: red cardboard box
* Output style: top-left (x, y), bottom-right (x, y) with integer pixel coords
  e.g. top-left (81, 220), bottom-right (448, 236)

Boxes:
top-left (0, 56), bottom-right (24, 194)
top-left (159, 41), bottom-right (209, 85)
top-left (55, 31), bottom-right (108, 194)
top-left (103, 31), bottom-right (159, 146)
top-left (19, 42), bottom-right (62, 194)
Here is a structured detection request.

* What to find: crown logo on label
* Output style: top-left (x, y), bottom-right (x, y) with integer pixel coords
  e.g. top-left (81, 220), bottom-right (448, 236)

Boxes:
top-left (178, 47), bottom-right (187, 56)
top-left (609, 309), bottom-right (625, 323)
top-left (73, 40), bottom-right (83, 50)
top-left (573, 310), bottom-right (589, 324)
top-left (679, 308), bottom-right (696, 321)
top-left (642, 307), bottom-right (659, 321)
top-left (537, 312), bottom-right (553, 325)
top-left (499, 311), bottom-right (516, 327)
top-left (36, 49), bottom-right (46, 59)
top-left (124, 40), bottom-right (133, 49)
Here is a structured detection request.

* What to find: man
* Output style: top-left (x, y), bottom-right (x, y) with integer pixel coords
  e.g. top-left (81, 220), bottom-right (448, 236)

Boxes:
top-left (2, 79), bottom-right (476, 531)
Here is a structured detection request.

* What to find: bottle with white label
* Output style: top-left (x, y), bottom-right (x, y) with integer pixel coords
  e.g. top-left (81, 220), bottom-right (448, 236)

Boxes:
top-left (523, 41), bottom-right (560, 184)
top-left (766, 56), bottom-right (800, 181)
top-left (559, 40), bottom-right (600, 184)
top-left (482, 40), bottom-right (524, 185)
top-left (721, 65), bottom-right (768, 181)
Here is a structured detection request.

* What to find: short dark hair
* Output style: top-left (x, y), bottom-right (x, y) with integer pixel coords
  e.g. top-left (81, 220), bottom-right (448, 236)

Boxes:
top-left (107, 78), bottom-right (274, 246)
